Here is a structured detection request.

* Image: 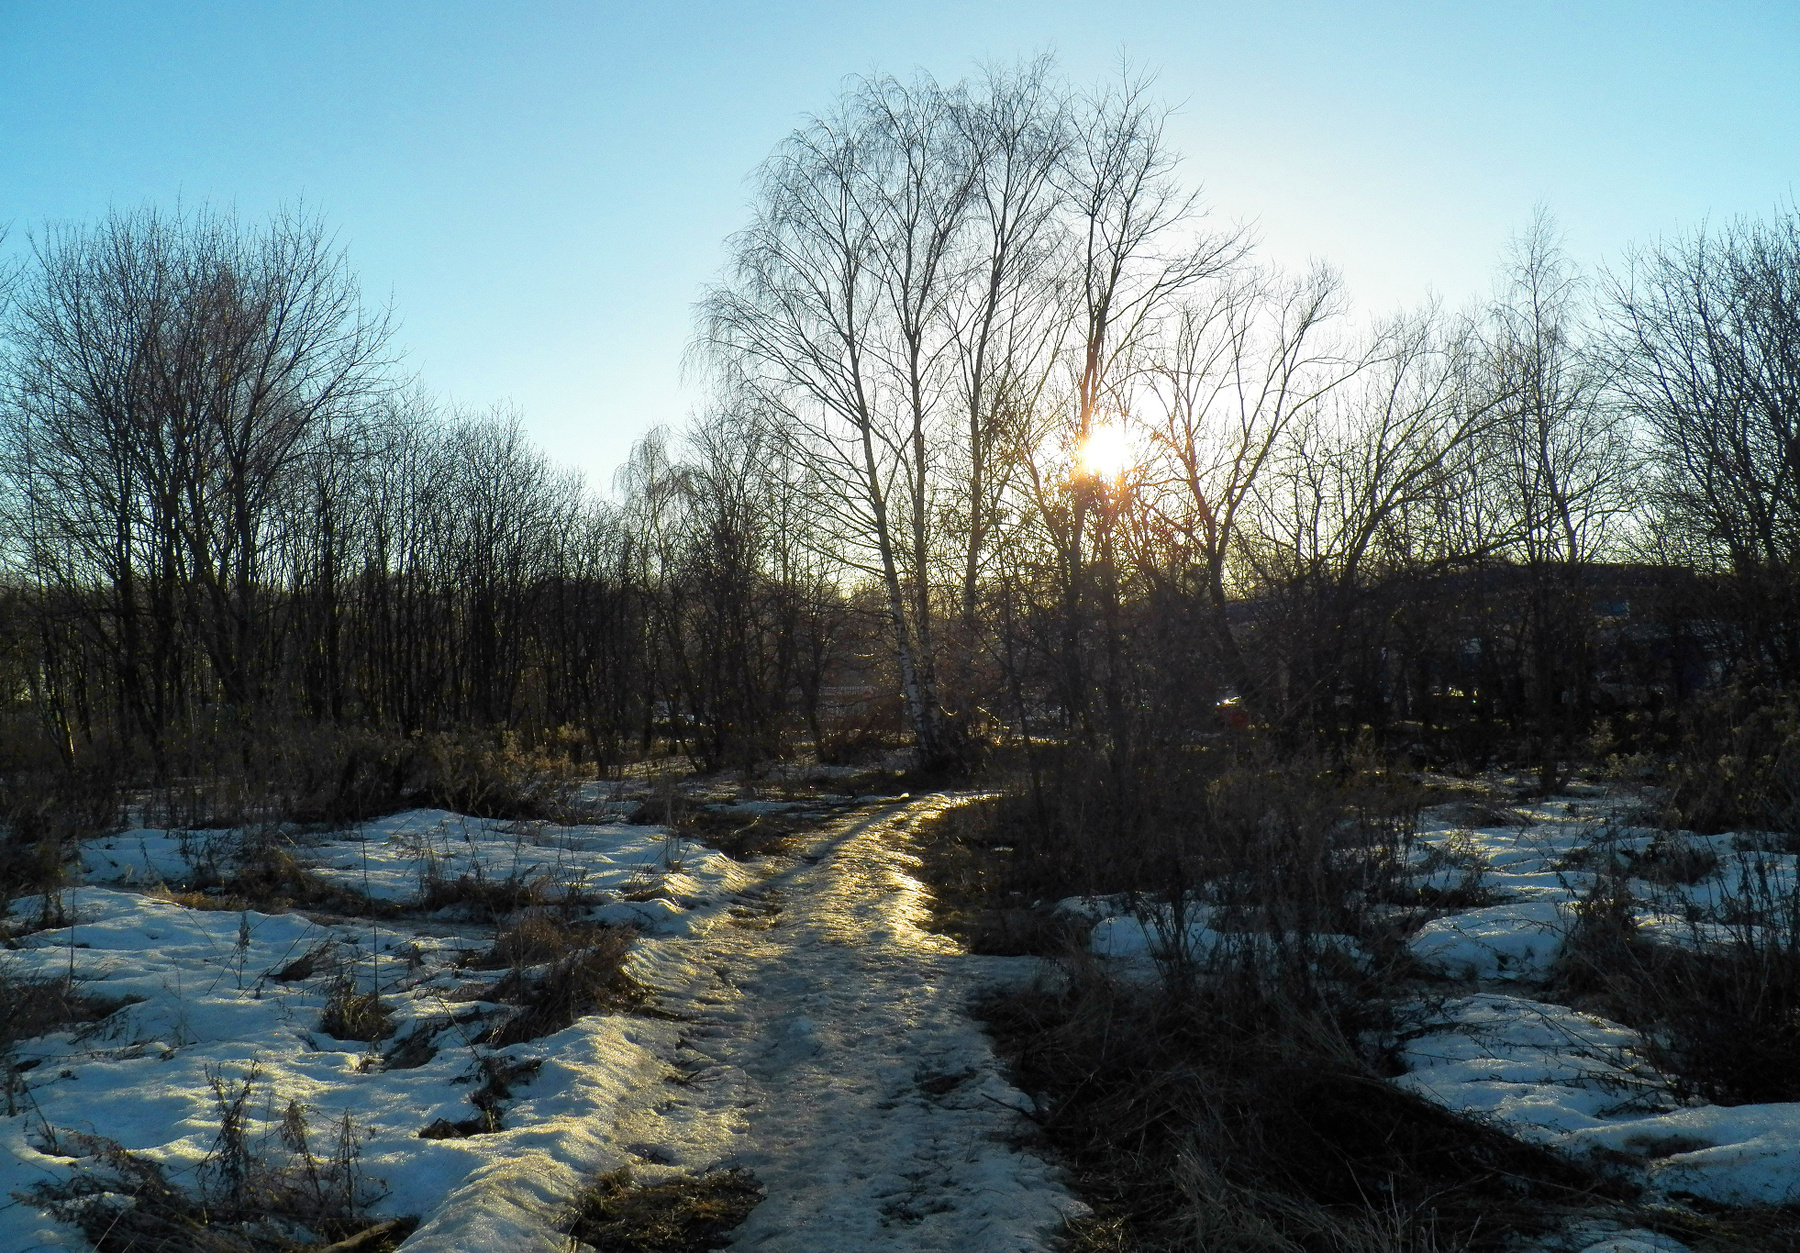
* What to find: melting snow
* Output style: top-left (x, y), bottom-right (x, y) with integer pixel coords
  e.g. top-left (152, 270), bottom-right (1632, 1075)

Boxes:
top-left (1069, 778), bottom-right (1800, 1226)
top-left (2, 798), bottom-right (1074, 1252)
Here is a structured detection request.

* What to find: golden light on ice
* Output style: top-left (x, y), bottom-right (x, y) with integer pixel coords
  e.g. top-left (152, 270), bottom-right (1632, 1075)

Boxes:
top-left (1077, 423), bottom-right (1131, 479)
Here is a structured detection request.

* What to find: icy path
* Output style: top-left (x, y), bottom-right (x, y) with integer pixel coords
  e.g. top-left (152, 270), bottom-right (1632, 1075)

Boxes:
top-left (619, 795), bottom-right (1077, 1253)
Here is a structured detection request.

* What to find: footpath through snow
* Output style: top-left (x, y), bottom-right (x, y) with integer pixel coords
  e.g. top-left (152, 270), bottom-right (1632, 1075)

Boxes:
top-left (0, 795), bottom-right (1076, 1252)
top-left (619, 795), bottom-right (1078, 1251)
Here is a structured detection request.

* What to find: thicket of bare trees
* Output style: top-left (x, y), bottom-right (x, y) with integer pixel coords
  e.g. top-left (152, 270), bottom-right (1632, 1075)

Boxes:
top-left (0, 208), bottom-right (849, 799)
top-left (1, 66), bottom-right (1798, 812)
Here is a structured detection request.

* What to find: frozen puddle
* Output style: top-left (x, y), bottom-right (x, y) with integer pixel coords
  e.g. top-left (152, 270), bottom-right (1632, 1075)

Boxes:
top-left (0, 798), bottom-right (1073, 1251)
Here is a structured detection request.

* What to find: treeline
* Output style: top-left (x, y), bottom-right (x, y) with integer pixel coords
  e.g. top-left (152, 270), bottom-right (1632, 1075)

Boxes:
top-left (2, 62), bottom-right (1799, 807)
top-left (0, 208), bottom-right (848, 790)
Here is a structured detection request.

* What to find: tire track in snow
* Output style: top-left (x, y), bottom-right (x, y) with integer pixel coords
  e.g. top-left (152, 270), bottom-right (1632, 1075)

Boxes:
top-left (629, 794), bottom-right (1078, 1252)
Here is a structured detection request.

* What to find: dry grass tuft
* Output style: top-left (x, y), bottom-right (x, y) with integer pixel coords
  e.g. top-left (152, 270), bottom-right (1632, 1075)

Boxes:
top-left (417, 1055), bottom-right (541, 1139)
top-left (147, 826), bottom-right (392, 919)
top-left (671, 808), bottom-right (803, 861)
top-left (457, 915), bottom-right (647, 1046)
top-left (0, 969), bottom-right (136, 1049)
top-left (417, 872), bottom-right (550, 918)
top-left (319, 968), bottom-right (394, 1043)
top-left (564, 1167), bottom-right (763, 1252)
top-left (30, 1066), bottom-right (408, 1252)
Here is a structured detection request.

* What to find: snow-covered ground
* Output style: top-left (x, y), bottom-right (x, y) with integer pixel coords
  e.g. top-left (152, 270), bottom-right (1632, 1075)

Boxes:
top-left (1067, 778), bottom-right (1800, 1236)
top-left (1, 795), bottom-right (1071, 1252)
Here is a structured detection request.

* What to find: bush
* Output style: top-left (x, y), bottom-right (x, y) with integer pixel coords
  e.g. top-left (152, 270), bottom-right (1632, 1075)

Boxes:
top-left (1551, 853), bottom-right (1800, 1106)
top-left (413, 730), bottom-right (589, 821)
top-left (136, 720), bottom-right (595, 832)
top-left (919, 744), bottom-right (1421, 971)
top-left (0, 731), bottom-right (124, 928)
top-left (1664, 688), bottom-right (1800, 839)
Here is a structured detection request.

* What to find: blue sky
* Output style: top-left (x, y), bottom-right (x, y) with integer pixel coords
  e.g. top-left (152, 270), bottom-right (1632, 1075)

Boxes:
top-left (2, 2), bottom-right (1795, 488)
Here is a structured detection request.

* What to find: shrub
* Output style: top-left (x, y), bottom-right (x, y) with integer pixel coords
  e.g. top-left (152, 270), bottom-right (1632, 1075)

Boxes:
top-left (1551, 852), bottom-right (1800, 1106)
top-left (0, 733), bottom-right (124, 929)
top-left (1664, 687), bottom-right (1800, 840)
top-left (413, 730), bottom-right (589, 821)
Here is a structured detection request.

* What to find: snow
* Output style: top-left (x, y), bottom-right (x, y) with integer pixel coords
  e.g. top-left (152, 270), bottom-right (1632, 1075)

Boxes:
top-left (0, 810), bottom-right (736, 1251)
top-left (636, 797), bottom-right (1081, 1249)
top-left (23, 768), bottom-right (1800, 1249)
top-left (1065, 778), bottom-right (1800, 1225)
top-left (82, 810), bottom-right (740, 920)
top-left (1388, 789), bottom-right (1800, 1210)
top-left (4, 797), bottom-right (1075, 1252)
top-left (1408, 900), bottom-right (1571, 979)
top-left (1394, 993), bottom-right (1676, 1141)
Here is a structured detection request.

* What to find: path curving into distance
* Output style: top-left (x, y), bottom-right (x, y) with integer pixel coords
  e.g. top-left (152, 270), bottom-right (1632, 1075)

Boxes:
top-left (615, 794), bottom-right (1079, 1253)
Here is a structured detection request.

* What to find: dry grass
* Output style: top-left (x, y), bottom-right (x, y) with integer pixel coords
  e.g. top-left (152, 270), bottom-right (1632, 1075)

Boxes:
top-left (911, 749), bottom-right (1634, 1252)
top-left (416, 869), bottom-right (558, 920)
top-left (1, 968), bottom-right (139, 1115)
top-left (671, 808), bottom-right (803, 861)
top-left (0, 969), bottom-right (137, 1048)
top-left (978, 967), bottom-right (1619, 1253)
top-left (1551, 859), bottom-right (1800, 1107)
top-left (416, 1054), bottom-right (542, 1140)
top-left (145, 722), bottom-right (594, 830)
top-left (146, 826), bottom-right (393, 919)
top-left (564, 1167), bottom-right (763, 1252)
top-left (319, 968), bottom-right (394, 1043)
top-left (909, 797), bottom-right (1090, 956)
top-left (30, 1065), bottom-right (408, 1252)
top-left (457, 913), bottom-right (648, 1046)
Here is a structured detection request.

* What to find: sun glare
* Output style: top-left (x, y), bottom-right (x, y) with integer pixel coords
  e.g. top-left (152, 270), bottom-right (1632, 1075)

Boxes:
top-left (1077, 423), bottom-right (1132, 480)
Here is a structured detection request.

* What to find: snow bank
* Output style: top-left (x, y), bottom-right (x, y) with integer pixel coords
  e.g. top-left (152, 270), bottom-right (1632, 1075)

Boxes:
top-left (1394, 789), bottom-right (1800, 1211)
top-left (1, 809), bottom-right (751, 1252)
top-left (1408, 899), bottom-right (1571, 979)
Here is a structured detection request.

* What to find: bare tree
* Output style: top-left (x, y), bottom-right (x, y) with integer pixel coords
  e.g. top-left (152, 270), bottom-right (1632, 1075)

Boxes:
top-left (1484, 210), bottom-right (1631, 787)
top-left (1246, 308), bottom-right (1494, 738)
top-left (1607, 207), bottom-right (1800, 680)
top-left (3, 206), bottom-right (393, 766)
top-left (699, 71), bottom-right (980, 767)
top-left (1137, 262), bottom-right (1353, 714)
top-left (943, 60), bottom-right (1071, 652)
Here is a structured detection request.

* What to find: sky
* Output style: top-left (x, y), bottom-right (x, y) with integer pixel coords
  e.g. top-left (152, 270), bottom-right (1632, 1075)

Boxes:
top-left (2, 1), bottom-right (1796, 490)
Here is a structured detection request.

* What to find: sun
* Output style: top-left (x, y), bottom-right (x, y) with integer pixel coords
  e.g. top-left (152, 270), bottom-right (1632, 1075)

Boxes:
top-left (1076, 423), bottom-right (1132, 480)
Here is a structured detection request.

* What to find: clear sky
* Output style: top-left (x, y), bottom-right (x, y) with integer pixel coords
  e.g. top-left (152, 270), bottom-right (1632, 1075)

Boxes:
top-left (3, 2), bottom-right (1795, 490)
